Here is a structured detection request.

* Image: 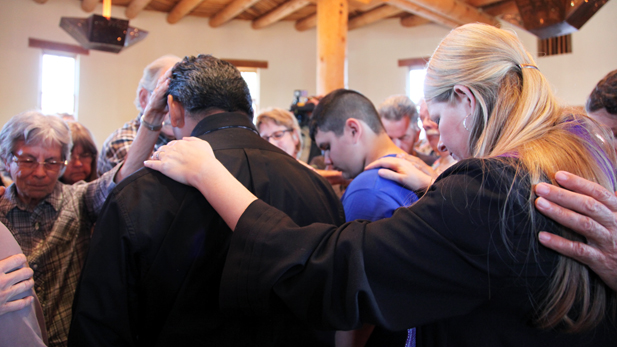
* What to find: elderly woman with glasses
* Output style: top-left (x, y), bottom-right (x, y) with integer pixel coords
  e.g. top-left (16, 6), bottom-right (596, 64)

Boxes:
top-left (256, 108), bottom-right (303, 159)
top-left (147, 24), bottom-right (616, 346)
top-left (60, 121), bottom-right (98, 185)
top-left (0, 73), bottom-right (170, 347)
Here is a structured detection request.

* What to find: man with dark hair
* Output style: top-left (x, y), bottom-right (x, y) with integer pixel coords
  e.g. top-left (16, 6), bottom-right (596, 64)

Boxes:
top-left (378, 95), bottom-right (437, 165)
top-left (310, 89), bottom-right (417, 345)
top-left (69, 54), bottom-right (344, 347)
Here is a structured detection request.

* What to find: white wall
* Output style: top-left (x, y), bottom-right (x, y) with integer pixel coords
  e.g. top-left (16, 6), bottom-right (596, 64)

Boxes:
top-left (0, 0), bottom-right (615, 147)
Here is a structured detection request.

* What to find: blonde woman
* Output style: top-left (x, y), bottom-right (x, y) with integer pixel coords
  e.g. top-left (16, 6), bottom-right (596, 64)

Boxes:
top-left (146, 24), bottom-right (616, 346)
top-left (256, 108), bottom-right (303, 159)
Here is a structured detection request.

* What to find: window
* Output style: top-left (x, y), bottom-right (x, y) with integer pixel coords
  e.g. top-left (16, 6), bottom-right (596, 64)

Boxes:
top-left (40, 52), bottom-right (79, 117)
top-left (407, 68), bottom-right (426, 107)
top-left (239, 68), bottom-right (260, 114)
top-left (223, 59), bottom-right (268, 115)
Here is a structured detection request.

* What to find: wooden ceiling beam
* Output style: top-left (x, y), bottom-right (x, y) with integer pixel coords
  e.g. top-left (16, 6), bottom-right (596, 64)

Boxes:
top-left (348, 5), bottom-right (403, 30)
top-left (81, 0), bottom-right (99, 12)
top-left (464, 0), bottom-right (503, 7)
top-left (295, 13), bottom-right (317, 31)
top-left (126, 0), bottom-right (154, 19)
top-left (167, 0), bottom-right (206, 24)
top-left (385, 0), bottom-right (460, 28)
top-left (252, 0), bottom-right (312, 29)
top-left (400, 14), bottom-right (431, 27)
top-left (405, 0), bottom-right (500, 26)
top-left (210, 0), bottom-right (262, 28)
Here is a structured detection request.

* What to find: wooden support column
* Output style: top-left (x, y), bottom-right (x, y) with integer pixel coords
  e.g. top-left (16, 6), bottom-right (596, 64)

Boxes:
top-left (317, 0), bottom-right (348, 95)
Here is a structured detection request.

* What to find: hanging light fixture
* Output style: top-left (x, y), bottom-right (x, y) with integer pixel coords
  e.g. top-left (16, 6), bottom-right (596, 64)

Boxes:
top-left (60, 0), bottom-right (148, 53)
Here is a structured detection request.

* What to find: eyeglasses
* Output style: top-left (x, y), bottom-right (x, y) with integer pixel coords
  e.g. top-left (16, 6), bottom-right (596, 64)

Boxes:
top-left (71, 152), bottom-right (94, 164)
top-left (261, 129), bottom-right (292, 142)
top-left (11, 154), bottom-right (67, 173)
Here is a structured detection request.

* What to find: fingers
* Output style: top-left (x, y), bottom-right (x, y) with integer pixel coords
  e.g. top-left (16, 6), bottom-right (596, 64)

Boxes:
top-left (534, 196), bottom-right (611, 246)
top-left (538, 231), bottom-right (601, 264)
top-left (553, 171), bottom-right (617, 211)
top-left (535, 180), bottom-right (617, 236)
top-left (144, 160), bottom-right (163, 171)
top-left (365, 157), bottom-right (400, 171)
top-left (377, 168), bottom-right (405, 186)
top-left (0, 295), bottom-right (34, 316)
top-left (0, 254), bottom-right (27, 273)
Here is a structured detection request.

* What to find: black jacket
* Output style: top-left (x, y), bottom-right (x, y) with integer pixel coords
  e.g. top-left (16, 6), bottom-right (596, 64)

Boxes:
top-left (69, 112), bottom-right (345, 347)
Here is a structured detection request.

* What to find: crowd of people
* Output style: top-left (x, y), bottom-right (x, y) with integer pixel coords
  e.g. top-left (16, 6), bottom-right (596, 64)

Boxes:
top-left (0, 23), bottom-right (616, 347)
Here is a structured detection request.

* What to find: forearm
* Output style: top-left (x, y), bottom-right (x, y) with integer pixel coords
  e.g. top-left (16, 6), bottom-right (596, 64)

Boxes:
top-left (115, 124), bottom-right (159, 183)
top-left (190, 159), bottom-right (257, 231)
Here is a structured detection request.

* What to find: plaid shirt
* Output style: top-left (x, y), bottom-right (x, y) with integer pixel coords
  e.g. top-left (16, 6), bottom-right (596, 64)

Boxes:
top-left (97, 115), bottom-right (171, 176)
top-left (0, 167), bottom-right (118, 347)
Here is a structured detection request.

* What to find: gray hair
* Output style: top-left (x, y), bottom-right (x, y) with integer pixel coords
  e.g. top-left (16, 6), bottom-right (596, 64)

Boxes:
top-left (378, 95), bottom-right (419, 128)
top-left (134, 55), bottom-right (182, 112)
top-left (0, 111), bottom-right (72, 173)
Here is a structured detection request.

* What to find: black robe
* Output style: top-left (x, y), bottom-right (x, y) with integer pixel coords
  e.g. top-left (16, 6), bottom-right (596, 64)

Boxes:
top-left (69, 112), bottom-right (345, 347)
top-left (221, 158), bottom-right (617, 347)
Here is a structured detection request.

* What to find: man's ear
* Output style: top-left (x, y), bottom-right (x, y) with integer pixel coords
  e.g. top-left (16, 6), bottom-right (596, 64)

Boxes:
top-left (168, 95), bottom-right (185, 128)
top-left (138, 88), bottom-right (150, 112)
top-left (345, 118), bottom-right (362, 143)
top-left (453, 85), bottom-right (476, 115)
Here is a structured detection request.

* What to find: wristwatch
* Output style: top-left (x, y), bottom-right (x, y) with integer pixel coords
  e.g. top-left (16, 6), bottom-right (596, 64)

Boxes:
top-left (140, 115), bottom-right (163, 131)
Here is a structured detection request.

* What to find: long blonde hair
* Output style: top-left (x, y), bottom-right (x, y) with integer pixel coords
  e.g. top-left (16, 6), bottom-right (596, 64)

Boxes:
top-left (424, 23), bottom-right (616, 332)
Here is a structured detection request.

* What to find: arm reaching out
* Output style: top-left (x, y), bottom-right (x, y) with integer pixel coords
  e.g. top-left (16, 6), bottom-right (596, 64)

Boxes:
top-left (115, 70), bottom-right (172, 183)
top-left (365, 154), bottom-right (435, 191)
top-left (534, 171), bottom-right (617, 291)
top-left (0, 254), bottom-right (34, 316)
top-left (144, 137), bottom-right (257, 230)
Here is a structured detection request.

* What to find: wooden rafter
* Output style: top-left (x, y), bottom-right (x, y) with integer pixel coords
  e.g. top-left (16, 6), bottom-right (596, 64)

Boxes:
top-left (81, 0), bottom-right (99, 12)
top-left (126, 0), bottom-right (154, 19)
top-left (167, 0), bottom-right (207, 24)
top-left (209, 0), bottom-right (262, 28)
top-left (385, 0), bottom-right (460, 28)
top-left (349, 5), bottom-right (403, 30)
top-left (405, 0), bottom-right (500, 26)
top-left (295, 13), bottom-right (317, 31)
top-left (400, 14), bottom-right (431, 27)
top-left (252, 0), bottom-right (312, 29)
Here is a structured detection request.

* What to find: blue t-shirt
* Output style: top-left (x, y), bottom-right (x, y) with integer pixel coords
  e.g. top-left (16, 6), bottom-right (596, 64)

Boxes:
top-left (342, 158), bottom-right (419, 222)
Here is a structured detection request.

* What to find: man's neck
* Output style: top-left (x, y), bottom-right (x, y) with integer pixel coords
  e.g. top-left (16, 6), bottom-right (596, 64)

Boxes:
top-left (364, 133), bottom-right (407, 166)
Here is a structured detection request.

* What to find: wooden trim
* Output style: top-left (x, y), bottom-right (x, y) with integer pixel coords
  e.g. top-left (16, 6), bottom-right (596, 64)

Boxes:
top-left (29, 38), bottom-right (90, 56)
top-left (398, 57), bottom-right (429, 68)
top-left (223, 59), bottom-right (268, 69)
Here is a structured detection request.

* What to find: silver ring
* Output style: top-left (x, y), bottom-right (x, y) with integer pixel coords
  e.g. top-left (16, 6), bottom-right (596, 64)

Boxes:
top-left (155, 151), bottom-right (160, 160)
